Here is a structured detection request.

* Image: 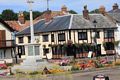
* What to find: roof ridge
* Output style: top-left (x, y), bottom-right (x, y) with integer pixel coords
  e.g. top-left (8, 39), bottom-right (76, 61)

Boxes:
top-left (53, 14), bottom-right (71, 18)
top-left (69, 15), bottom-right (73, 29)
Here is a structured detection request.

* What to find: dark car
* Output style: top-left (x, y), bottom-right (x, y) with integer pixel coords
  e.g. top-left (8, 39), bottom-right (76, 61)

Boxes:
top-left (93, 74), bottom-right (109, 80)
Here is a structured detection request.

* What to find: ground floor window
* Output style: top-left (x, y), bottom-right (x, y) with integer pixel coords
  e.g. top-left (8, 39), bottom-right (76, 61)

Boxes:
top-left (35, 46), bottom-right (40, 55)
top-left (51, 43), bottom-right (102, 58)
top-left (18, 46), bottom-right (25, 58)
top-left (103, 42), bottom-right (114, 50)
top-left (52, 45), bottom-right (65, 58)
top-left (43, 48), bottom-right (49, 56)
top-left (18, 46), bottom-right (25, 55)
top-left (0, 50), bottom-right (4, 59)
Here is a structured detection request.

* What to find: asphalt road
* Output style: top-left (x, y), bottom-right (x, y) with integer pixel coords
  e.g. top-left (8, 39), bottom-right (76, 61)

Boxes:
top-left (0, 67), bottom-right (120, 80)
top-left (72, 68), bottom-right (120, 80)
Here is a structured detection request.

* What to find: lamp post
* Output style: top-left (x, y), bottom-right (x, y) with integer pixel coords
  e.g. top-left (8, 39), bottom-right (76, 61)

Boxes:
top-left (47, 0), bottom-right (50, 10)
top-left (93, 20), bottom-right (98, 58)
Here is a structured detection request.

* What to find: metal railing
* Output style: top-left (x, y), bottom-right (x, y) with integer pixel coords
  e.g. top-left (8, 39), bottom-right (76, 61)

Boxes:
top-left (0, 40), bottom-right (15, 48)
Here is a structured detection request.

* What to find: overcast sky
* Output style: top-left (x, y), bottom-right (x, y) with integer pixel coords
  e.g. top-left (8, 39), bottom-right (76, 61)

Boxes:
top-left (0, 0), bottom-right (120, 13)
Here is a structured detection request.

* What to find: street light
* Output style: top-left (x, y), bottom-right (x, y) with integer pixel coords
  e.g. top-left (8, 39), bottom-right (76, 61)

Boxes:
top-left (47, 0), bottom-right (50, 10)
top-left (93, 20), bottom-right (98, 57)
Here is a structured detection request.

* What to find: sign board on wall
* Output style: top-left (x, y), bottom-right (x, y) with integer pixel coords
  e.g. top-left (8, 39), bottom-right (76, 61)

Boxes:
top-left (88, 51), bottom-right (93, 58)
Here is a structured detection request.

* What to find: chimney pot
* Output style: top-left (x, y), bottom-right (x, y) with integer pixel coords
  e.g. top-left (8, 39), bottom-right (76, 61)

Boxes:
top-left (99, 6), bottom-right (106, 16)
top-left (61, 5), bottom-right (68, 15)
top-left (44, 10), bottom-right (52, 22)
top-left (18, 11), bottom-right (25, 24)
top-left (113, 3), bottom-right (119, 10)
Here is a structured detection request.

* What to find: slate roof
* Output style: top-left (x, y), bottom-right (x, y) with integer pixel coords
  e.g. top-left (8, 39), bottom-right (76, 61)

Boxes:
top-left (71, 14), bottom-right (116, 29)
top-left (108, 9), bottom-right (120, 13)
top-left (107, 13), bottom-right (120, 23)
top-left (16, 14), bottom-right (117, 36)
top-left (107, 7), bottom-right (120, 23)
top-left (6, 10), bottom-right (67, 32)
top-left (40, 15), bottom-right (71, 32)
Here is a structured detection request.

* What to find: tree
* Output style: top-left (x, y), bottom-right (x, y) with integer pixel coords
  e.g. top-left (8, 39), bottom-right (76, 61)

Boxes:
top-left (0, 14), bottom-right (2, 19)
top-left (89, 9), bottom-right (99, 14)
top-left (1, 9), bottom-right (43, 20)
top-left (69, 10), bottom-right (77, 14)
top-left (23, 11), bottom-right (43, 20)
top-left (1, 9), bottom-right (17, 20)
top-left (23, 11), bottom-right (29, 20)
top-left (33, 11), bottom-right (43, 19)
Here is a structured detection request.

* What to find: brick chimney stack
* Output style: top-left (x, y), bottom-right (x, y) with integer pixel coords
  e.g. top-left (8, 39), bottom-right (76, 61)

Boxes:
top-left (61, 5), bottom-right (68, 15)
top-left (99, 6), bottom-right (106, 16)
top-left (18, 11), bottom-right (25, 24)
top-left (83, 5), bottom-right (89, 20)
top-left (113, 3), bottom-right (119, 10)
top-left (44, 10), bottom-right (52, 22)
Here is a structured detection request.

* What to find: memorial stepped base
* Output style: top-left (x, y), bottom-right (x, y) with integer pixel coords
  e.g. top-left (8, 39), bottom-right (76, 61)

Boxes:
top-left (12, 56), bottom-right (57, 73)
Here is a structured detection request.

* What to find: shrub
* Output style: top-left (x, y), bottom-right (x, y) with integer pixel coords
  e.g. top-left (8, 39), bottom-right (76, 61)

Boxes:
top-left (6, 63), bottom-right (13, 66)
top-left (29, 71), bottom-right (39, 75)
top-left (49, 69), bottom-right (65, 74)
top-left (0, 64), bottom-right (8, 69)
top-left (71, 66), bottom-right (79, 71)
top-left (115, 61), bottom-right (120, 66)
top-left (94, 61), bottom-right (104, 68)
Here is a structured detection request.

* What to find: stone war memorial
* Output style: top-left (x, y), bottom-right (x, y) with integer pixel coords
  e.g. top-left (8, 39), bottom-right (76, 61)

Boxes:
top-left (12, 0), bottom-right (57, 73)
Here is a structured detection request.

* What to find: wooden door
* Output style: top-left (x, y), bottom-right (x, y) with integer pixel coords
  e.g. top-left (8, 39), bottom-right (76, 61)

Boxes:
top-left (96, 44), bottom-right (101, 57)
top-left (0, 30), bottom-right (6, 47)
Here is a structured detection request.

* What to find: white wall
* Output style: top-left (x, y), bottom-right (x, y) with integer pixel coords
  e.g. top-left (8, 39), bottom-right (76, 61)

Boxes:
top-left (0, 23), bottom-right (12, 40)
top-left (0, 49), bottom-right (13, 59)
top-left (115, 24), bottom-right (120, 55)
top-left (0, 49), bottom-right (13, 63)
top-left (0, 23), bottom-right (13, 63)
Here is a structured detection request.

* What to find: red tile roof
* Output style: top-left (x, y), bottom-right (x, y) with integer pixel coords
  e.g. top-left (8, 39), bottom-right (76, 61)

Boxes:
top-left (5, 10), bottom-right (68, 32)
top-left (5, 21), bottom-right (21, 31)
top-left (5, 19), bottom-right (42, 32)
